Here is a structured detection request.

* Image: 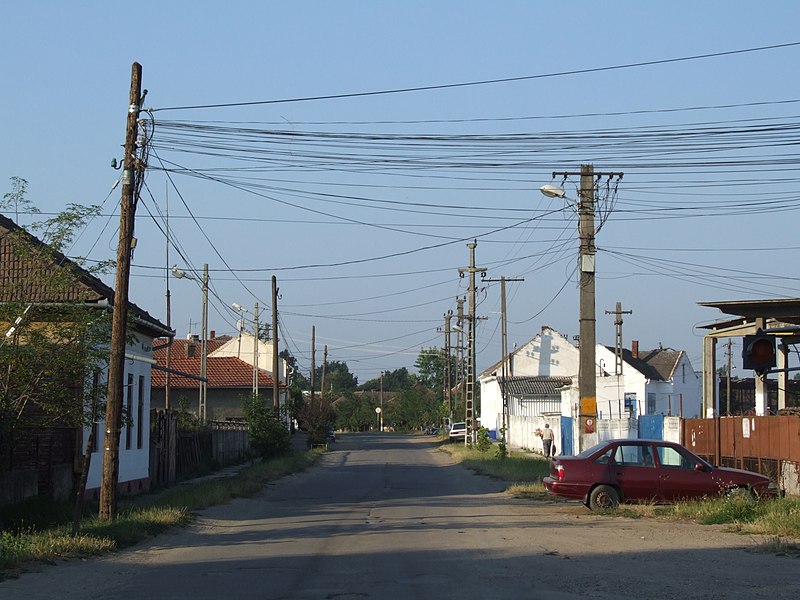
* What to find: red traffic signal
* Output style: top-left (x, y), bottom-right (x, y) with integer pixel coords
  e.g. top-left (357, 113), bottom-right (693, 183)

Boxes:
top-left (742, 330), bottom-right (776, 374)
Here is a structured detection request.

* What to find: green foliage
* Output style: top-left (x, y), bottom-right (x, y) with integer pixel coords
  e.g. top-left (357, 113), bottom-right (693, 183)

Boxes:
top-left (0, 179), bottom-right (114, 469)
top-left (475, 426), bottom-right (492, 453)
top-left (360, 367), bottom-right (415, 392)
top-left (242, 394), bottom-right (291, 459)
top-left (314, 360), bottom-right (358, 395)
top-left (384, 384), bottom-right (443, 431)
top-left (414, 347), bottom-right (446, 395)
top-left (1, 176), bottom-right (38, 223)
top-left (496, 426), bottom-right (508, 459)
top-left (298, 393), bottom-right (335, 445)
top-left (334, 391), bottom-right (377, 432)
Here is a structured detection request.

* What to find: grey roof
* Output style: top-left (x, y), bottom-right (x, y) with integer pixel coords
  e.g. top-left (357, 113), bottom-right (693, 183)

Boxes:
top-left (616, 347), bottom-right (683, 381)
top-left (499, 376), bottom-right (572, 397)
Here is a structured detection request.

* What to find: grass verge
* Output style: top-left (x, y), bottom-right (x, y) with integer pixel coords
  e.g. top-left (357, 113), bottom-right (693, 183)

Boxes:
top-left (439, 442), bottom-right (553, 500)
top-left (440, 441), bottom-right (800, 550)
top-left (0, 450), bottom-right (320, 579)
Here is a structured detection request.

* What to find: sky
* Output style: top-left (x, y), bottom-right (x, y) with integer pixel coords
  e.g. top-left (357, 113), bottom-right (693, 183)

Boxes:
top-left (3, 1), bottom-right (800, 385)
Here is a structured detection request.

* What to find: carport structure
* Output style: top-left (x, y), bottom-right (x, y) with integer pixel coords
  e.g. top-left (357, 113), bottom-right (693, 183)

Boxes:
top-left (699, 298), bottom-right (800, 416)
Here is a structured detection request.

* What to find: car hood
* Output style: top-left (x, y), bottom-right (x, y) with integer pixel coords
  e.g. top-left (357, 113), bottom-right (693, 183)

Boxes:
top-left (712, 465), bottom-right (769, 484)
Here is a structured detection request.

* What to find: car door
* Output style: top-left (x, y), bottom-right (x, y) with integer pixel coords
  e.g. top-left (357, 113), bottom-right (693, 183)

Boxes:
top-left (610, 443), bottom-right (662, 502)
top-left (654, 444), bottom-right (719, 501)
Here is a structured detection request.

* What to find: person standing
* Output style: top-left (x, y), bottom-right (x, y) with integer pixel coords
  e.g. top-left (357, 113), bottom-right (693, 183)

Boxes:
top-left (541, 423), bottom-right (555, 457)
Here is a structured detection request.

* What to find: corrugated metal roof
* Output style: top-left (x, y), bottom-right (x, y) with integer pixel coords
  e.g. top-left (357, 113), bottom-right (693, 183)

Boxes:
top-left (500, 376), bottom-right (572, 397)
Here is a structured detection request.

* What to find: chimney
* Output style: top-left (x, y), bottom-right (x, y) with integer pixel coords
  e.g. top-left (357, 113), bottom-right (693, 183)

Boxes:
top-left (186, 341), bottom-right (196, 358)
top-left (210, 329), bottom-right (216, 340)
top-left (632, 340), bottom-right (639, 360)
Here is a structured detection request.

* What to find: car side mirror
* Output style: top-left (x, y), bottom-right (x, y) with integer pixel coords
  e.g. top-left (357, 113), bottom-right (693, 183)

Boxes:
top-left (695, 463), bottom-right (708, 473)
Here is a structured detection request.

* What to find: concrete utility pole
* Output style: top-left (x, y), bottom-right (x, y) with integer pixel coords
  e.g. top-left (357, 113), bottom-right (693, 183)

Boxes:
top-left (441, 310), bottom-right (453, 425)
top-left (455, 297), bottom-right (466, 424)
top-left (605, 302), bottom-right (632, 376)
top-left (484, 276), bottom-right (523, 450)
top-left (272, 275), bottom-right (280, 413)
top-left (200, 264), bottom-right (208, 421)
top-left (459, 241), bottom-right (486, 445)
top-left (253, 302), bottom-right (259, 397)
top-left (100, 62), bottom-right (144, 521)
top-left (551, 165), bottom-right (623, 452)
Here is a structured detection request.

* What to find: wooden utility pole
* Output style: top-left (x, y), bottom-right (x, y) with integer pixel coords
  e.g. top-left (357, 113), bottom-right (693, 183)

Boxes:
top-left (310, 326), bottom-right (316, 403)
top-left (551, 165), bottom-right (623, 452)
top-left (321, 345), bottom-right (328, 398)
top-left (458, 241), bottom-right (486, 445)
top-left (100, 62), bottom-right (143, 521)
top-left (272, 275), bottom-right (280, 413)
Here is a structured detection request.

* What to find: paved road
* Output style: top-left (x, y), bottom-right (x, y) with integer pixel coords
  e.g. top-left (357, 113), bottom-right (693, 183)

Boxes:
top-left (2, 433), bottom-right (798, 599)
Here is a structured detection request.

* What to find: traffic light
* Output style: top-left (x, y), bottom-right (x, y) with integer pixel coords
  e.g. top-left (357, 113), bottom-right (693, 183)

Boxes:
top-left (742, 329), bottom-right (776, 375)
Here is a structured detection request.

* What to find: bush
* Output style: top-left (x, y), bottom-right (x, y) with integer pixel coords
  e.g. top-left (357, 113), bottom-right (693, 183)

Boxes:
top-left (475, 427), bottom-right (492, 453)
top-left (242, 395), bottom-right (291, 459)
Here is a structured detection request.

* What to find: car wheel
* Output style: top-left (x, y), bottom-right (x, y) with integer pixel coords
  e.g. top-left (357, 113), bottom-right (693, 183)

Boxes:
top-left (589, 485), bottom-right (620, 511)
top-left (726, 486), bottom-right (756, 501)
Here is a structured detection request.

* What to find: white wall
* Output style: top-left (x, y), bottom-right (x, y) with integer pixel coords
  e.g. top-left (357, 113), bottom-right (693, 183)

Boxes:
top-left (84, 332), bottom-right (154, 491)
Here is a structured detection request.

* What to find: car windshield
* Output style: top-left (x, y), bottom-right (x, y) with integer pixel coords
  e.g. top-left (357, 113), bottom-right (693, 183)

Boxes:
top-left (577, 441), bottom-right (612, 459)
top-left (451, 423), bottom-right (465, 430)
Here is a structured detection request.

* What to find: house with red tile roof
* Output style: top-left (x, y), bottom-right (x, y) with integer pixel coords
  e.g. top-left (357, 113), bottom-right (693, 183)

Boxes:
top-left (0, 212), bottom-right (172, 502)
top-left (151, 334), bottom-right (287, 420)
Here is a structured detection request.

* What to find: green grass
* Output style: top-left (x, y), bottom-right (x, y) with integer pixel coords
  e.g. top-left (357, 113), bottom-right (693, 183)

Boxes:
top-left (440, 442), bottom-right (551, 496)
top-left (0, 450), bottom-right (320, 579)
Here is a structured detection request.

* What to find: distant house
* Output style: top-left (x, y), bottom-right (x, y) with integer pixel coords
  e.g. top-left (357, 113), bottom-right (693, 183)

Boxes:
top-left (480, 326), bottom-right (701, 447)
top-left (0, 212), bottom-right (171, 503)
top-left (150, 333), bottom-right (287, 420)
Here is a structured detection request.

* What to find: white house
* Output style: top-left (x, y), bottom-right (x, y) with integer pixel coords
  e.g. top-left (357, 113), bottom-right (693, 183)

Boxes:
top-left (479, 326), bottom-right (701, 452)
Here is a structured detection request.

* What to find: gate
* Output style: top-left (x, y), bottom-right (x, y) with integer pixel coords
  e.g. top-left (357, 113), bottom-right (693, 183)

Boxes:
top-left (560, 416), bottom-right (573, 456)
top-left (639, 414), bottom-right (664, 440)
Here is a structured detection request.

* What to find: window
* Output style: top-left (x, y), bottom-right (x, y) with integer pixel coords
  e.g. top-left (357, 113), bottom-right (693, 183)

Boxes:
top-left (594, 447), bottom-right (615, 465)
top-left (616, 444), bottom-right (654, 467)
top-left (125, 373), bottom-right (134, 450)
top-left (137, 375), bottom-right (144, 449)
top-left (624, 393), bottom-right (637, 416)
top-left (647, 393), bottom-right (656, 414)
top-left (656, 446), bottom-right (696, 470)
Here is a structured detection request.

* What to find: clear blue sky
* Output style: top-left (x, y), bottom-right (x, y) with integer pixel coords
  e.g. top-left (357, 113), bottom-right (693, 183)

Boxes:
top-left (3, 1), bottom-right (800, 383)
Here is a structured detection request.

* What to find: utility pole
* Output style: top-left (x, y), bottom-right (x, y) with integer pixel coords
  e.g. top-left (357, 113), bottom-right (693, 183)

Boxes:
top-left (484, 276), bottom-right (524, 451)
top-left (165, 186), bottom-right (171, 411)
top-left (551, 165), bottom-right (623, 452)
top-left (321, 345), bottom-right (328, 398)
top-left (310, 326), bottom-right (316, 403)
top-left (252, 302), bottom-right (259, 397)
top-left (272, 275), bottom-right (280, 414)
top-left (441, 310), bottom-right (453, 425)
top-left (200, 264), bottom-right (208, 421)
top-left (605, 302), bottom-right (632, 376)
top-left (455, 297), bottom-right (465, 425)
top-left (100, 62), bottom-right (144, 521)
top-left (459, 241), bottom-right (486, 445)
top-left (726, 338), bottom-right (733, 415)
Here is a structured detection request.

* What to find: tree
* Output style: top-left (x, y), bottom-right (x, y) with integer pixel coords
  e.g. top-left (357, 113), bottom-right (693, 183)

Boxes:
top-left (314, 360), bottom-right (358, 396)
top-left (415, 347), bottom-right (447, 395)
top-left (360, 367), bottom-right (415, 392)
top-left (384, 383), bottom-right (443, 431)
top-left (0, 179), bottom-right (110, 471)
top-left (242, 393), bottom-right (290, 458)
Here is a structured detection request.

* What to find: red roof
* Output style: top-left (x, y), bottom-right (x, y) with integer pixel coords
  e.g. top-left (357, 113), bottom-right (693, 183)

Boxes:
top-left (151, 338), bottom-right (283, 390)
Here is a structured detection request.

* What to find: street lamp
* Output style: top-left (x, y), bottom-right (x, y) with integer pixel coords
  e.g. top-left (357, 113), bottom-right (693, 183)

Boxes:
top-left (232, 302), bottom-right (259, 397)
top-left (172, 263), bottom-right (208, 422)
top-left (541, 175), bottom-right (597, 452)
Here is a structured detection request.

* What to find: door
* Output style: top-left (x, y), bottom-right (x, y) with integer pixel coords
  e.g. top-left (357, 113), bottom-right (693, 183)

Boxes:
top-left (610, 442), bottom-right (662, 502)
top-left (654, 443), bottom-right (718, 501)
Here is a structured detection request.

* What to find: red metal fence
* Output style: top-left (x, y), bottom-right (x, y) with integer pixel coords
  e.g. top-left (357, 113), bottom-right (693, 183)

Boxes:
top-left (683, 415), bottom-right (800, 485)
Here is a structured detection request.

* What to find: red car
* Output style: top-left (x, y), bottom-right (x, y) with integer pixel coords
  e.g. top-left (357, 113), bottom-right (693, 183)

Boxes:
top-left (543, 439), bottom-right (777, 510)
